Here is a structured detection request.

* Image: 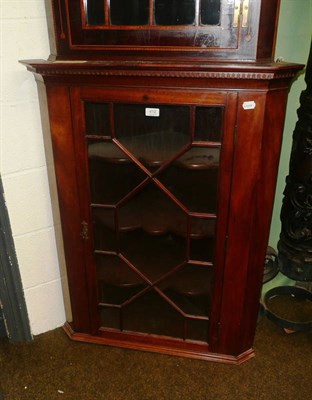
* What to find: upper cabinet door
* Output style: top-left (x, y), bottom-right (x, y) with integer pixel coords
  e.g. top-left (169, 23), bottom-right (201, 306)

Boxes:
top-left (48, 0), bottom-right (280, 61)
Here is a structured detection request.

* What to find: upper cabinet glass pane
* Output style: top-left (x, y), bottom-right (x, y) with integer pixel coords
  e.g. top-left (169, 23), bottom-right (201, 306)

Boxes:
top-left (84, 0), bottom-right (221, 27)
top-left (110, 0), bottom-right (149, 25)
top-left (57, 0), bottom-right (281, 61)
top-left (155, 0), bottom-right (196, 26)
top-left (201, 0), bottom-right (221, 25)
top-left (84, 0), bottom-right (105, 26)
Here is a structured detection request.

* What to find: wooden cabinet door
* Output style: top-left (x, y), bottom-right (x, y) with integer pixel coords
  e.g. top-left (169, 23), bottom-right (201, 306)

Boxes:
top-left (70, 86), bottom-right (237, 349)
top-left (51, 0), bottom-right (270, 60)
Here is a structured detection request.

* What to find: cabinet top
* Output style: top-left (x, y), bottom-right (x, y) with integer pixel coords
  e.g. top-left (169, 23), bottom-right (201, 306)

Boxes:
top-left (20, 59), bottom-right (304, 88)
top-left (46, 0), bottom-right (281, 62)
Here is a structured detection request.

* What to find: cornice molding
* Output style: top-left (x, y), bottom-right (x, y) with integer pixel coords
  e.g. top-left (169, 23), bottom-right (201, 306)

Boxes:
top-left (27, 67), bottom-right (299, 81)
top-left (20, 59), bottom-right (303, 81)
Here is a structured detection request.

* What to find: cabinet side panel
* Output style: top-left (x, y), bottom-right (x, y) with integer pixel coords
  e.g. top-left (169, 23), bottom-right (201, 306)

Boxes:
top-left (257, 0), bottom-right (281, 59)
top-left (36, 80), bottom-right (72, 322)
top-left (217, 92), bottom-right (266, 356)
top-left (45, 85), bottom-right (91, 333)
top-left (238, 88), bottom-right (289, 351)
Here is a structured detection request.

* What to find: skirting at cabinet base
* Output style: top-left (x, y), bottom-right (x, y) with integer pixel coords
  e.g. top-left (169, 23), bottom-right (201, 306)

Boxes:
top-left (63, 322), bottom-right (255, 365)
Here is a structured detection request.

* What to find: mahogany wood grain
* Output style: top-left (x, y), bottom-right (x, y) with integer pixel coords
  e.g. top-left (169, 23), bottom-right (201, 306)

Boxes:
top-left (238, 88), bottom-right (290, 353)
top-left (22, 56), bottom-right (303, 362)
top-left (21, 0), bottom-right (304, 364)
top-left (63, 321), bottom-right (255, 364)
top-left (256, 0), bottom-right (280, 60)
top-left (43, 84), bottom-right (92, 333)
top-left (217, 91), bottom-right (266, 355)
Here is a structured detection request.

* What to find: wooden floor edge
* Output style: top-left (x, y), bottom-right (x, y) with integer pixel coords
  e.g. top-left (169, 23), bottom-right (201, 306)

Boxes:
top-left (63, 322), bottom-right (255, 365)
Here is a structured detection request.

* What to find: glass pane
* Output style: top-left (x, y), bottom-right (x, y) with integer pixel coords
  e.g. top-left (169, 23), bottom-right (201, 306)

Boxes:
top-left (158, 147), bottom-right (220, 213)
top-left (110, 0), bottom-right (149, 25)
top-left (122, 290), bottom-right (185, 338)
top-left (99, 307), bottom-right (120, 330)
top-left (190, 217), bottom-right (216, 261)
top-left (88, 141), bottom-right (146, 205)
top-left (84, 0), bottom-right (105, 26)
top-left (158, 263), bottom-right (213, 316)
top-left (86, 99), bottom-right (225, 343)
top-left (92, 208), bottom-right (116, 251)
top-left (187, 318), bottom-right (209, 342)
top-left (118, 182), bottom-right (187, 234)
top-left (114, 104), bottom-right (190, 171)
top-left (85, 103), bottom-right (110, 136)
top-left (155, 0), bottom-right (196, 25)
top-left (201, 0), bottom-right (221, 25)
top-left (195, 107), bottom-right (223, 142)
top-left (97, 254), bottom-right (147, 305)
top-left (119, 182), bottom-right (187, 282)
top-left (120, 229), bottom-right (187, 282)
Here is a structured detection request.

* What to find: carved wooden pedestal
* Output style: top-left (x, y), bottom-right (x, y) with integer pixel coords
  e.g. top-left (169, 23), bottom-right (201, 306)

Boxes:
top-left (278, 41), bottom-right (312, 282)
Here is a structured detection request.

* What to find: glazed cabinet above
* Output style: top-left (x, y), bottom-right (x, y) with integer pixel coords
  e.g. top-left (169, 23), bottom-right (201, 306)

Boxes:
top-left (46, 0), bottom-right (280, 61)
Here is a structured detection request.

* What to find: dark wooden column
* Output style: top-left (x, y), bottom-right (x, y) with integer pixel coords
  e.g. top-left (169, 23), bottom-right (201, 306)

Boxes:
top-left (278, 40), bottom-right (312, 282)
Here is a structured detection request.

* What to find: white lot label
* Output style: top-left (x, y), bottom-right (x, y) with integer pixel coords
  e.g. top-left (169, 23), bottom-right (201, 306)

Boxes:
top-left (242, 101), bottom-right (256, 110)
top-left (145, 108), bottom-right (160, 117)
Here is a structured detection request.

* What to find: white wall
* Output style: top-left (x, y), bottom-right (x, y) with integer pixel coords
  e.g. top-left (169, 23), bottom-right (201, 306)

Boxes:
top-left (0, 1), bottom-right (66, 335)
top-left (0, 1), bottom-right (311, 336)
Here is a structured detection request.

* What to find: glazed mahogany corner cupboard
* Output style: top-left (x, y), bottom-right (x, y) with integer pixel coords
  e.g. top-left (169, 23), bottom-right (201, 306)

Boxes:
top-left (22, 0), bottom-right (303, 363)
